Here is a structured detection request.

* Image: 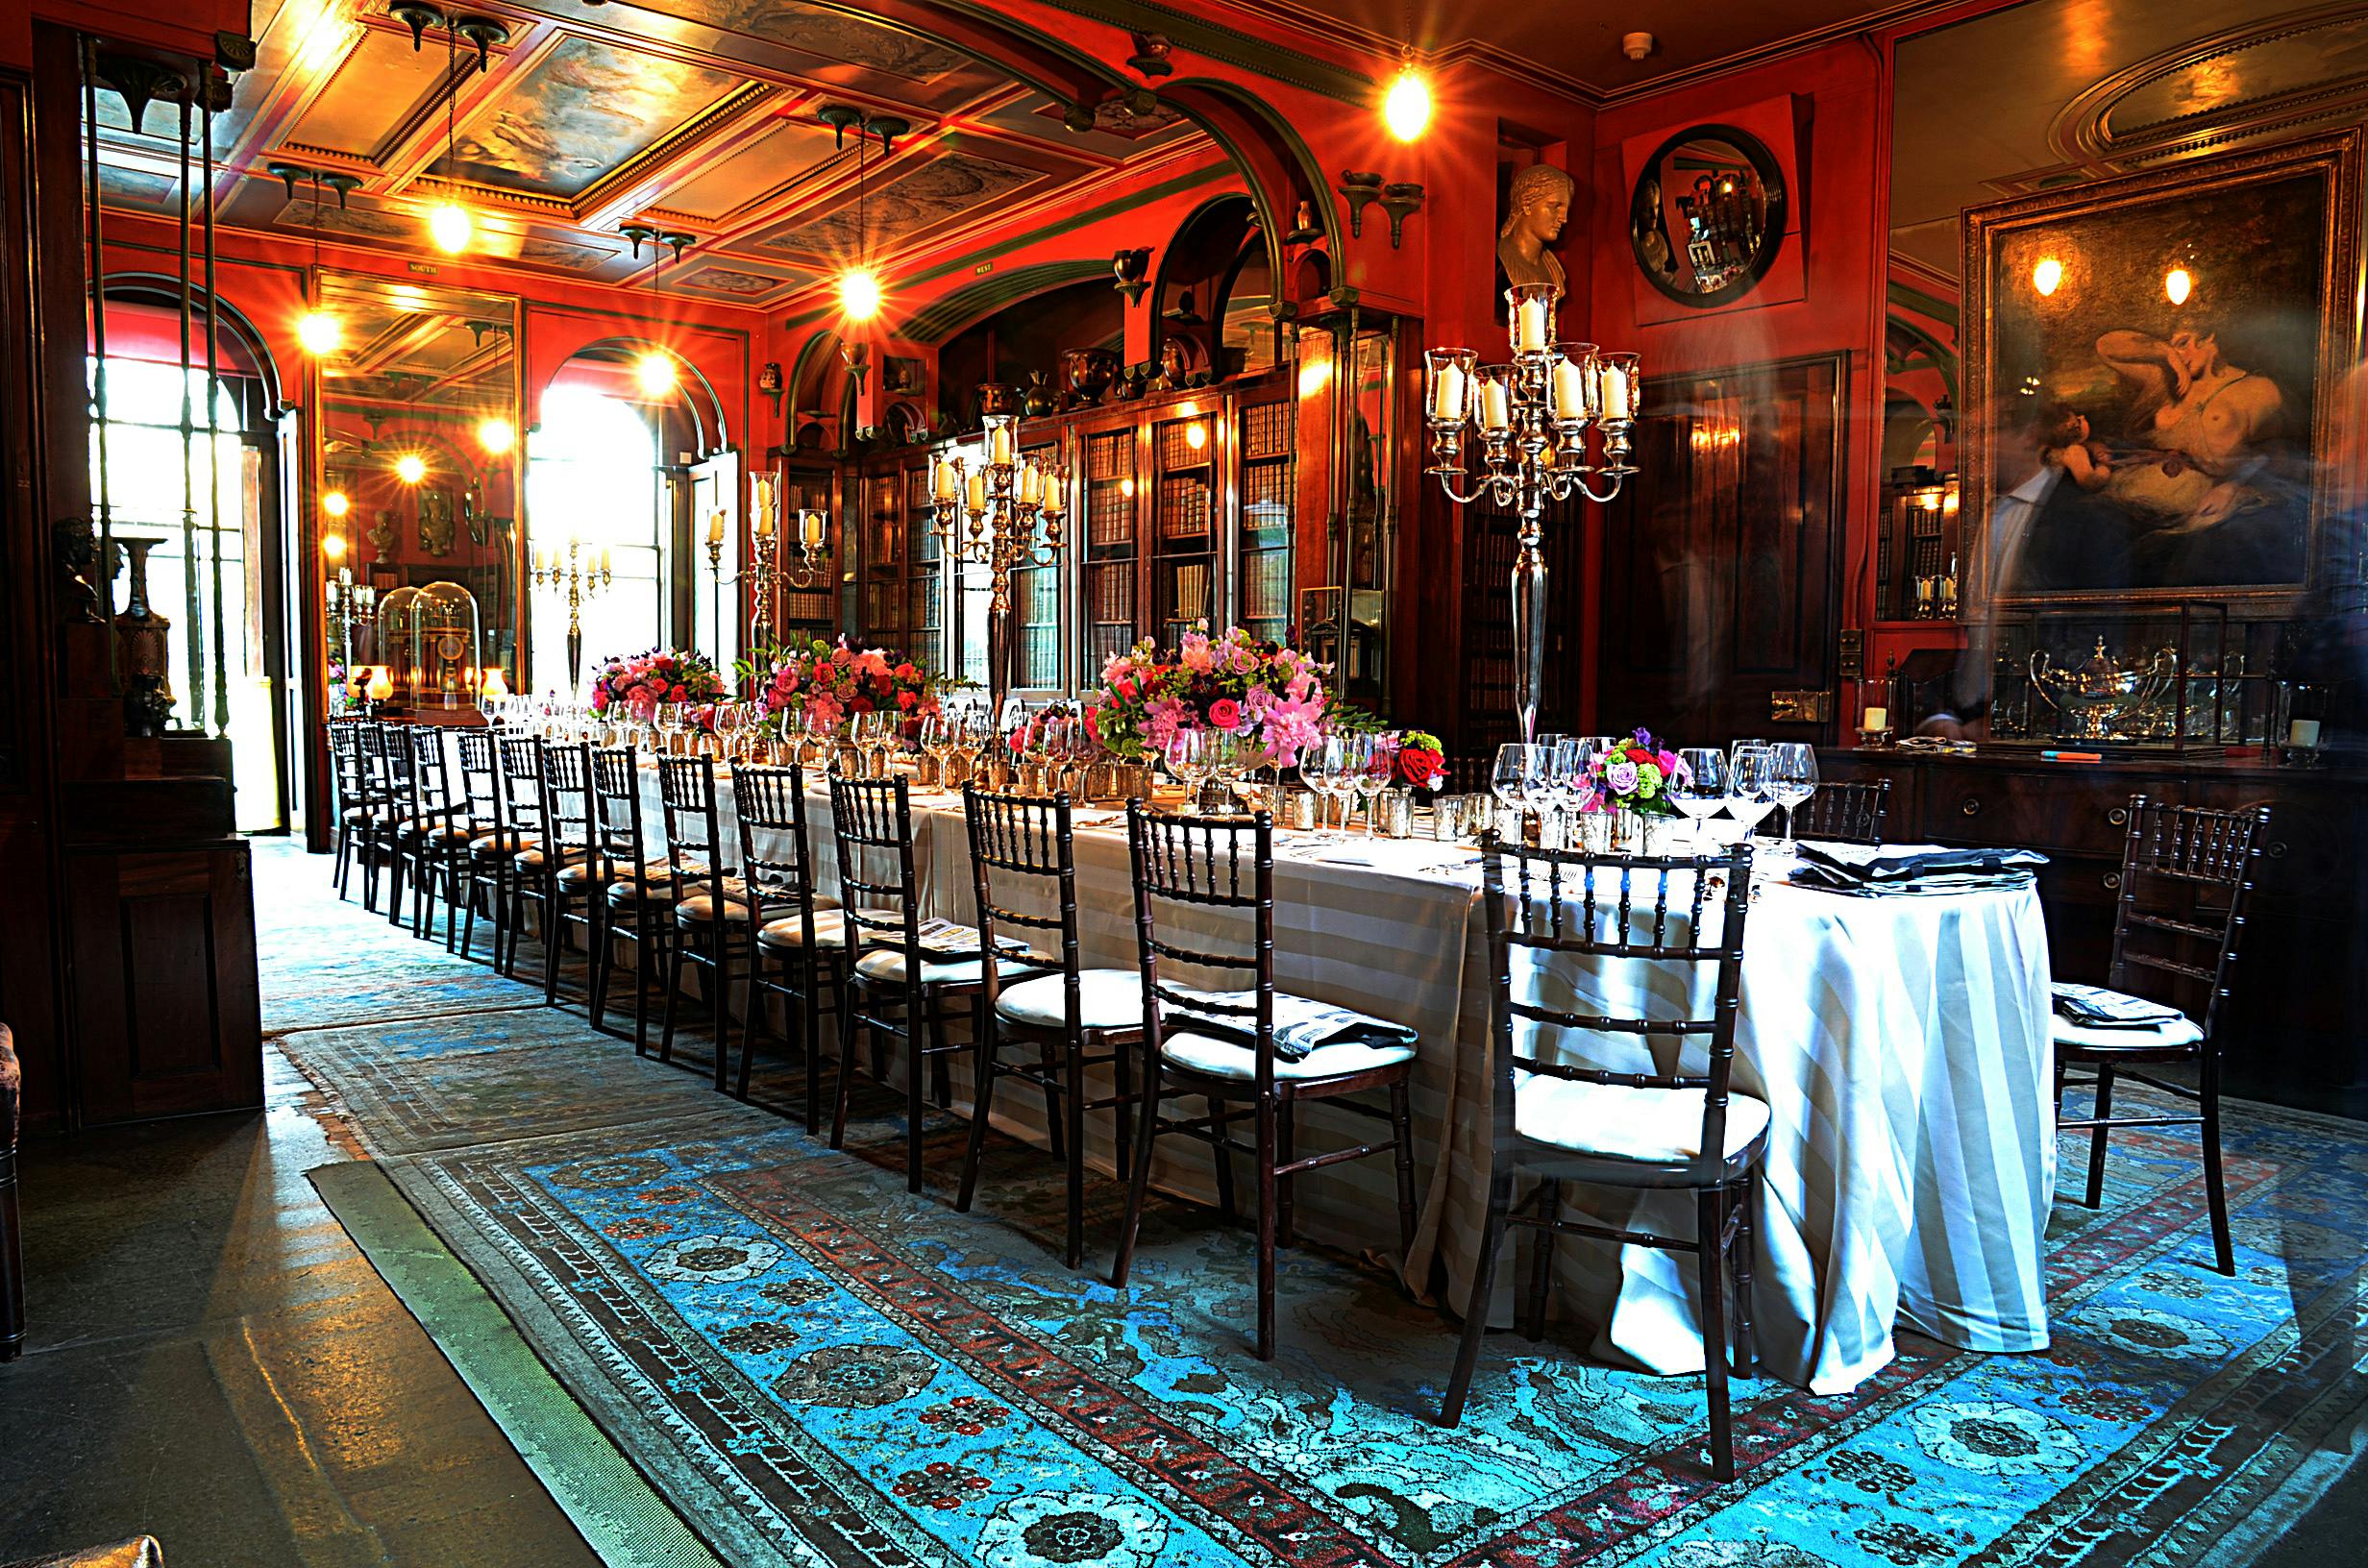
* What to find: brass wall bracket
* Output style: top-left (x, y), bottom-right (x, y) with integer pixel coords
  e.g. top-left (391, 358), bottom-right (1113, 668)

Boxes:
top-left (1338, 171), bottom-right (1382, 238)
top-left (1380, 182), bottom-right (1424, 249)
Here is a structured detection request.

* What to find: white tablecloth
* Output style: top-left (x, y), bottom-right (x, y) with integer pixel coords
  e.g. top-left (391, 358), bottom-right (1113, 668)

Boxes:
top-left (620, 759), bottom-right (2055, 1393)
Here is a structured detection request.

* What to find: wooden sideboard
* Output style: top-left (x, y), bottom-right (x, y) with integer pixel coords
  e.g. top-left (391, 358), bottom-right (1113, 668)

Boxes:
top-left (1822, 747), bottom-right (2368, 1115)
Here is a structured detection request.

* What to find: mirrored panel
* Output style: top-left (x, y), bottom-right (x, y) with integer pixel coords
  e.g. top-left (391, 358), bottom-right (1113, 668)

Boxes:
top-left (1629, 126), bottom-right (1787, 306)
top-left (315, 271), bottom-right (522, 708)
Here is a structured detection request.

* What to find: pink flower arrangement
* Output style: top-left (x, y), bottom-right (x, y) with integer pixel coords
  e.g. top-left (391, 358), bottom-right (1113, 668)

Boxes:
top-left (755, 636), bottom-right (939, 736)
top-left (588, 648), bottom-right (728, 715)
top-left (1084, 624), bottom-right (1345, 767)
top-left (1583, 728), bottom-right (1690, 817)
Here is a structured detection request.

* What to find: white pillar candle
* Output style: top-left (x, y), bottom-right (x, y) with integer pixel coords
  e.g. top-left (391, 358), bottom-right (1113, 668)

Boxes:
top-left (1550, 357), bottom-right (1589, 421)
top-left (966, 470), bottom-right (987, 510)
top-left (706, 509), bottom-right (726, 546)
top-left (1600, 364), bottom-right (1633, 420)
top-left (1515, 297), bottom-right (1548, 354)
top-left (934, 458), bottom-right (958, 501)
top-left (1479, 378), bottom-right (1512, 431)
top-left (1019, 464), bottom-right (1042, 504)
top-left (1431, 361), bottom-right (1467, 421)
top-left (1862, 706), bottom-right (1888, 731)
top-left (754, 506), bottom-right (774, 539)
top-left (988, 426), bottom-right (1014, 465)
top-left (2289, 719), bottom-right (2322, 747)
top-left (801, 509), bottom-right (826, 549)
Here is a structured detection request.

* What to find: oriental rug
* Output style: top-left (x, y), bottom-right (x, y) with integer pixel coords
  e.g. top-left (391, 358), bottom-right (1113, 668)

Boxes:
top-left (259, 843), bottom-right (2368, 1568)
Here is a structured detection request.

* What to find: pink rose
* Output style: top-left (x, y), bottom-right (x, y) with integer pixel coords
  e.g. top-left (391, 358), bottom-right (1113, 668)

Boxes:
top-left (1208, 698), bottom-right (1242, 731)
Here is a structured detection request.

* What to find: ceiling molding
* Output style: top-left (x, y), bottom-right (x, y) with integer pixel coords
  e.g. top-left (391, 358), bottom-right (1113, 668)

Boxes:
top-left (901, 257), bottom-right (1114, 341)
top-left (1026, 0), bottom-right (1376, 106)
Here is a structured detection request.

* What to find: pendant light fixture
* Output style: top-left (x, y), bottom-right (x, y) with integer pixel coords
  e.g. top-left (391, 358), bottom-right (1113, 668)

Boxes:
top-left (426, 14), bottom-right (473, 254)
top-left (284, 166), bottom-right (342, 355)
top-left (1381, 2), bottom-right (1432, 142)
top-left (623, 224), bottom-right (681, 396)
top-left (838, 111), bottom-right (881, 322)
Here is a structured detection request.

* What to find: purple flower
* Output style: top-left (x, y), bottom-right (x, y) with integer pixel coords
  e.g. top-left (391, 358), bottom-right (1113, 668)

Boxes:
top-left (1605, 759), bottom-right (1640, 796)
top-left (1633, 727), bottom-right (1653, 747)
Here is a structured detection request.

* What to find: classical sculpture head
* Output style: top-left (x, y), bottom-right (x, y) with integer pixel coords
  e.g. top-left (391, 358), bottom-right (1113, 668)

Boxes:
top-left (1498, 163), bottom-right (1575, 289)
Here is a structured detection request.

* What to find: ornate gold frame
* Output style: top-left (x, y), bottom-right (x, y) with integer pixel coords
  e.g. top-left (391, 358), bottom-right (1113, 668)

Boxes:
top-left (1961, 127), bottom-right (2362, 610)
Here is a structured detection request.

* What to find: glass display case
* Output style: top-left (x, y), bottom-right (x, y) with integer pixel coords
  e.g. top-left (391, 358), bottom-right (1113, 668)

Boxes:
top-left (1986, 602), bottom-right (2233, 750)
top-left (407, 580), bottom-right (483, 709)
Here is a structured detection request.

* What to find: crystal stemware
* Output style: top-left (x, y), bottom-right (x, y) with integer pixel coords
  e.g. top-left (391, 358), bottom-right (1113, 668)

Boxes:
top-left (1669, 747), bottom-right (1728, 850)
top-left (1491, 742), bottom-right (1542, 843)
top-left (1727, 744), bottom-right (1779, 845)
top-left (1766, 741), bottom-right (1817, 855)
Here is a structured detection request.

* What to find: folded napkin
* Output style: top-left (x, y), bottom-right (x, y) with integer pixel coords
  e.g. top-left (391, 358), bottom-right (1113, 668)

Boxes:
top-left (2051, 982), bottom-right (2185, 1030)
top-left (1789, 843), bottom-right (2048, 896)
top-left (907, 917), bottom-right (1032, 962)
top-left (1159, 986), bottom-right (1418, 1064)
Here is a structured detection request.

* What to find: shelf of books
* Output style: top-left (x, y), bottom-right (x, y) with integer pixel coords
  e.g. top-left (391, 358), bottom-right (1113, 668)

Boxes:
top-left (859, 468), bottom-right (906, 653)
top-left (904, 462), bottom-right (943, 675)
top-left (1235, 394), bottom-right (1294, 644)
top-left (1151, 414), bottom-right (1217, 644)
top-left (1012, 439), bottom-right (1063, 688)
top-left (1081, 427), bottom-right (1139, 668)
top-left (776, 466), bottom-right (837, 647)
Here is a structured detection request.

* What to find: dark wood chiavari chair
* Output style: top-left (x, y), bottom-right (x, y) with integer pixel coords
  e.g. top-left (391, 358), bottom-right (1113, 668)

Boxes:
top-left (454, 729), bottom-right (522, 965)
top-left (1790, 778), bottom-right (1891, 846)
top-left (375, 721), bottom-right (421, 927)
top-left (1443, 755), bottom-right (1496, 796)
top-left (1443, 836), bottom-right (1763, 1481)
top-left (351, 721), bottom-right (402, 915)
top-left (658, 755), bottom-right (751, 1085)
top-left (956, 785), bottom-right (1145, 1268)
top-left (732, 763), bottom-right (849, 1122)
top-left (589, 746), bottom-right (679, 1055)
top-left (532, 741), bottom-right (604, 1008)
top-left (828, 773), bottom-right (1041, 1194)
top-left (496, 734), bottom-right (551, 977)
top-left (401, 727), bottom-right (476, 944)
top-left (1111, 806), bottom-right (1419, 1360)
top-left (327, 718), bottom-right (372, 900)
top-left (2056, 796), bottom-right (2269, 1276)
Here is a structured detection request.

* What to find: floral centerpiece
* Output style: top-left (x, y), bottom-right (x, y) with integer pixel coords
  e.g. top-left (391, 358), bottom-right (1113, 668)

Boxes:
top-left (1585, 729), bottom-right (1689, 816)
top-left (1395, 729), bottom-right (1446, 790)
top-left (1083, 625), bottom-right (1351, 769)
top-left (588, 648), bottom-right (728, 715)
top-left (751, 635), bottom-right (939, 735)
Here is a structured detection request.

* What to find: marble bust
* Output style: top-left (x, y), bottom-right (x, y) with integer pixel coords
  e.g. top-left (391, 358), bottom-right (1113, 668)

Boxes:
top-left (1498, 163), bottom-right (1575, 292)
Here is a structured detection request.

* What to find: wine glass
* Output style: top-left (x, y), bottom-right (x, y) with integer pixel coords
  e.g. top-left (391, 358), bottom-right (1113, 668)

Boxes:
top-left (1491, 743), bottom-right (1542, 842)
top-left (713, 699), bottom-right (746, 764)
top-left (1164, 728), bottom-right (1211, 812)
top-left (1298, 735), bottom-right (1342, 829)
top-left (1766, 742), bottom-right (1818, 854)
top-left (1669, 747), bottom-right (1729, 850)
top-left (1354, 733), bottom-right (1397, 837)
top-left (1727, 744), bottom-right (1779, 845)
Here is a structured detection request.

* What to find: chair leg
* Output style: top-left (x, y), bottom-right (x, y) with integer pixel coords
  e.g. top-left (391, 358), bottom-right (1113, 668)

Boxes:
top-left (1389, 1080), bottom-right (1419, 1260)
top-left (906, 991), bottom-right (932, 1194)
top-left (659, 933), bottom-right (685, 1064)
top-left (1064, 1030), bottom-right (1087, 1270)
top-left (636, 915), bottom-right (660, 1060)
top-left (1697, 1188), bottom-right (1735, 1482)
top-left (1208, 1094), bottom-right (1238, 1222)
top-left (459, 870), bottom-right (480, 959)
top-left (955, 1016), bottom-right (1000, 1214)
top-left (801, 958), bottom-right (826, 1133)
top-left (1275, 1100), bottom-right (1296, 1250)
top-left (1037, 1037), bottom-right (1067, 1163)
top-left (543, 890), bottom-right (566, 1005)
top-left (1440, 1167), bottom-right (1515, 1428)
top-left (737, 951), bottom-right (768, 1101)
top-left (1111, 1031), bottom-right (1135, 1188)
top-left (1111, 1050), bottom-right (1163, 1288)
top-left (2200, 1051), bottom-right (2234, 1275)
top-left (2084, 1064), bottom-right (2117, 1209)
top-left (1733, 1179), bottom-right (1760, 1372)
top-left (1523, 1179), bottom-right (1561, 1341)
top-left (1254, 1096), bottom-right (1279, 1360)
top-left (828, 1003), bottom-right (859, 1151)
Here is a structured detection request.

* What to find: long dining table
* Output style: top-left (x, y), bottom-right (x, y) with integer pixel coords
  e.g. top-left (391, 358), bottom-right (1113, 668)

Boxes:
top-left (615, 756), bottom-right (2056, 1395)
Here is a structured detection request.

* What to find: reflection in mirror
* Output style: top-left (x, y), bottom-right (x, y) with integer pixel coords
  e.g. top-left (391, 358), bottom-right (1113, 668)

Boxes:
top-left (315, 270), bottom-right (521, 709)
top-left (1630, 127), bottom-right (1786, 306)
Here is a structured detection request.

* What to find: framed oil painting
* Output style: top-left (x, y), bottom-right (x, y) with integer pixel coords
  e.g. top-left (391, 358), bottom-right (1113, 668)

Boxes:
top-left (1961, 130), bottom-right (2361, 605)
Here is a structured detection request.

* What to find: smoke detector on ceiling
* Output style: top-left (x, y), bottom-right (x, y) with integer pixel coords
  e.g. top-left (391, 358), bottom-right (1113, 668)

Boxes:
top-left (1622, 32), bottom-right (1656, 61)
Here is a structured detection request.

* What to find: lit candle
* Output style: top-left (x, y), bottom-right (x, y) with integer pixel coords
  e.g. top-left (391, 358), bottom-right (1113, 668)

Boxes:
top-left (754, 505), bottom-right (774, 539)
top-left (1515, 296), bottom-right (1549, 354)
top-left (1550, 356), bottom-right (1589, 421)
top-left (801, 509), bottom-right (826, 549)
top-left (1479, 377), bottom-right (1512, 432)
top-left (966, 470), bottom-right (987, 510)
top-left (1862, 706), bottom-right (1888, 731)
top-left (1042, 482), bottom-right (1066, 518)
top-left (1019, 464), bottom-right (1042, 504)
top-left (988, 425), bottom-right (1014, 465)
top-left (1599, 364), bottom-right (1633, 421)
top-left (2289, 719), bottom-right (2322, 747)
top-left (1430, 361), bottom-right (1467, 421)
top-left (935, 457), bottom-right (959, 501)
top-left (706, 509), bottom-right (726, 546)
top-left (598, 547), bottom-right (612, 576)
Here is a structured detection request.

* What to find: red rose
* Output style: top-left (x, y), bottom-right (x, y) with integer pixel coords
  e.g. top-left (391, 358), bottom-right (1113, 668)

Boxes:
top-left (670, 684), bottom-right (687, 702)
top-left (1397, 747), bottom-right (1444, 788)
top-left (897, 690), bottom-right (917, 710)
top-left (851, 697), bottom-right (873, 714)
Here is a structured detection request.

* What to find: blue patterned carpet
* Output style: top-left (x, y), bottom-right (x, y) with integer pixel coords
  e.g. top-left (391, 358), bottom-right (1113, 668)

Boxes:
top-left (261, 842), bottom-right (2368, 1568)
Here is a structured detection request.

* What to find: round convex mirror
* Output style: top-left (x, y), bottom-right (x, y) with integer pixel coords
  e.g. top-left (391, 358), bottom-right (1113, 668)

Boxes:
top-left (1629, 125), bottom-right (1787, 306)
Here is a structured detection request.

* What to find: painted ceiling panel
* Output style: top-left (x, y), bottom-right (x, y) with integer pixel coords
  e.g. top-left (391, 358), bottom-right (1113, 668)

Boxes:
top-left (281, 27), bottom-right (451, 159)
top-left (669, 261), bottom-right (812, 300)
top-left (656, 0), bottom-right (972, 81)
top-left (284, 194), bottom-right (611, 270)
top-left (751, 149), bottom-right (1044, 262)
top-left (660, 117), bottom-right (843, 224)
top-left (436, 36), bottom-right (744, 198)
top-left (2105, 15), bottom-right (2368, 135)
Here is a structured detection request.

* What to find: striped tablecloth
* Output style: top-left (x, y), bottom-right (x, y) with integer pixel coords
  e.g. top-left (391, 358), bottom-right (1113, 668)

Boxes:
top-left (626, 760), bottom-right (2055, 1394)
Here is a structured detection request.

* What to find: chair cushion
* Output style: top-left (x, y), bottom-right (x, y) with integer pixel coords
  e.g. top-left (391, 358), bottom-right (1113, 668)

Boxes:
top-left (996, 968), bottom-right (1144, 1033)
top-left (1514, 1075), bottom-right (1771, 1164)
top-left (753, 904), bottom-right (877, 949)
top-left (2050, 1009), bottom-right (2205, 1053)
top-left (512, 845), bottom-right (588, 873)
top-left (470, 829), bottom-right (537, 856)
top-left (1160, 1028), bottom-right (1415, 1082)
top-left (674, 876), bottom-right (755, 923)
top-left (559, 855), bottom-right (670, 891)
top-left (852, 934), bottom-right (1037, 988)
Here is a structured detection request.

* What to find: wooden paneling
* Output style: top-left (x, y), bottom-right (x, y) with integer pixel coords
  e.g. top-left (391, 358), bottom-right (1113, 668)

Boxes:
top-left (1597, 355), bottom-right (1844, 747)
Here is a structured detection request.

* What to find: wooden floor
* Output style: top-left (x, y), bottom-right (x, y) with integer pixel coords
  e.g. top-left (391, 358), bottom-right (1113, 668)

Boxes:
top-left (0, 1048), bottom-right (599, 1567)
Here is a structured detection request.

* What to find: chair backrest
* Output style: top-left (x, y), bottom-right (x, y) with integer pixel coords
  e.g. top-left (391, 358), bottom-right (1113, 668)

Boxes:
top-left (1793, 778), bottom-right (1890, 845)
top-left (826, 773), bottom-right (925, 976)
top-left (589, 746), bottom-right (652, 874)
top-left (1479, 835), bottom-right (1755, 1174)
top-left (731, 763), bottom-right (823, 929)
top-left (1124, 805), bottom-right (1276, 1085)
top-left (327, 720), bottom-right (368, 814)
top-left (454, 728), bottom-right (506, 833)
top-left (499, 735), bottom-right (548, 839)
top-left (657, 754), bottom-right (731, 907)
top-left (2107, 794), bottom-right (2268, 1041)
top-left (962, 786), bottom-right (1080, 1020)
top-left (353, 721), bottom-right (394, 807)
top-left (377, 721), bottom-right (415, 796)
top-left (407, 726), bottom-right (460, 827)
top-left (536, 741), bottom-right (595, 862)
top-left (1444, 755), bottom-right (1494, 796)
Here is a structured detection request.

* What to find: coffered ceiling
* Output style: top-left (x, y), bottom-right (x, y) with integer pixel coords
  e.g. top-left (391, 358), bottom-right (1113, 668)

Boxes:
top-left (88, 0), bottom-right (1208, 307)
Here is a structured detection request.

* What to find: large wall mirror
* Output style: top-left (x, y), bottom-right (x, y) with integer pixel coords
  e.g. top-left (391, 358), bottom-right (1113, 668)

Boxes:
top-left (314, 272), bottom-right (523, 707)
top-left (1629, 125), bottom-right (1788, 306)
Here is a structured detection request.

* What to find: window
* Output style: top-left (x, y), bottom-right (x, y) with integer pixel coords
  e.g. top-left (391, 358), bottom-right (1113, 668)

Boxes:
top-left (526, 384), bottom-right (664, 694)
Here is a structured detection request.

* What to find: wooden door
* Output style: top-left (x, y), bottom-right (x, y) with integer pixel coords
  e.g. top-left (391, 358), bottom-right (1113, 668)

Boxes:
top-left (1596, 355), bottom-right (1845, 747)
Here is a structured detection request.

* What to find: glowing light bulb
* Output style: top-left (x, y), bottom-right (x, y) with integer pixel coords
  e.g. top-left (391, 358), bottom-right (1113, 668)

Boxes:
top-left (296, 309), bottom-right (342, 355)
top-left (2032, 257), bottom-right (2063, 297)
top-left (322, 532), bottom-right (346, 560)
top-left (839, 268), bottom-right (881, 322)
top-left (1382, 64), bottom-right (1432, 142)
top-left (322, 489), bottom-right (351, 519)
top-left (427, 200), bottom-right (474, 254)
top-left (477, 416), bottom-right (515, 453)
top-left (1185, 421), bottom-right (1208, 452)
top-left (2165, 267), bottom-right (2192, 306)
top-left (394, 453), bottom-right (427, 484)
top-left (635, 352), bottom-right (677, 395)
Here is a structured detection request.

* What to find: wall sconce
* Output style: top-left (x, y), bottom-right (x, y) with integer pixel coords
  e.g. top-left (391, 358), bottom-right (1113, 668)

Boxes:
top-left (1380, 182), bottom-right (1425, 249)
top-left (1339, 171), bottom-right (1383, 239)
top-left (758, 360), bottom-right (784, 416)
top-left (1111, 247), bottom-right (1151, 306)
